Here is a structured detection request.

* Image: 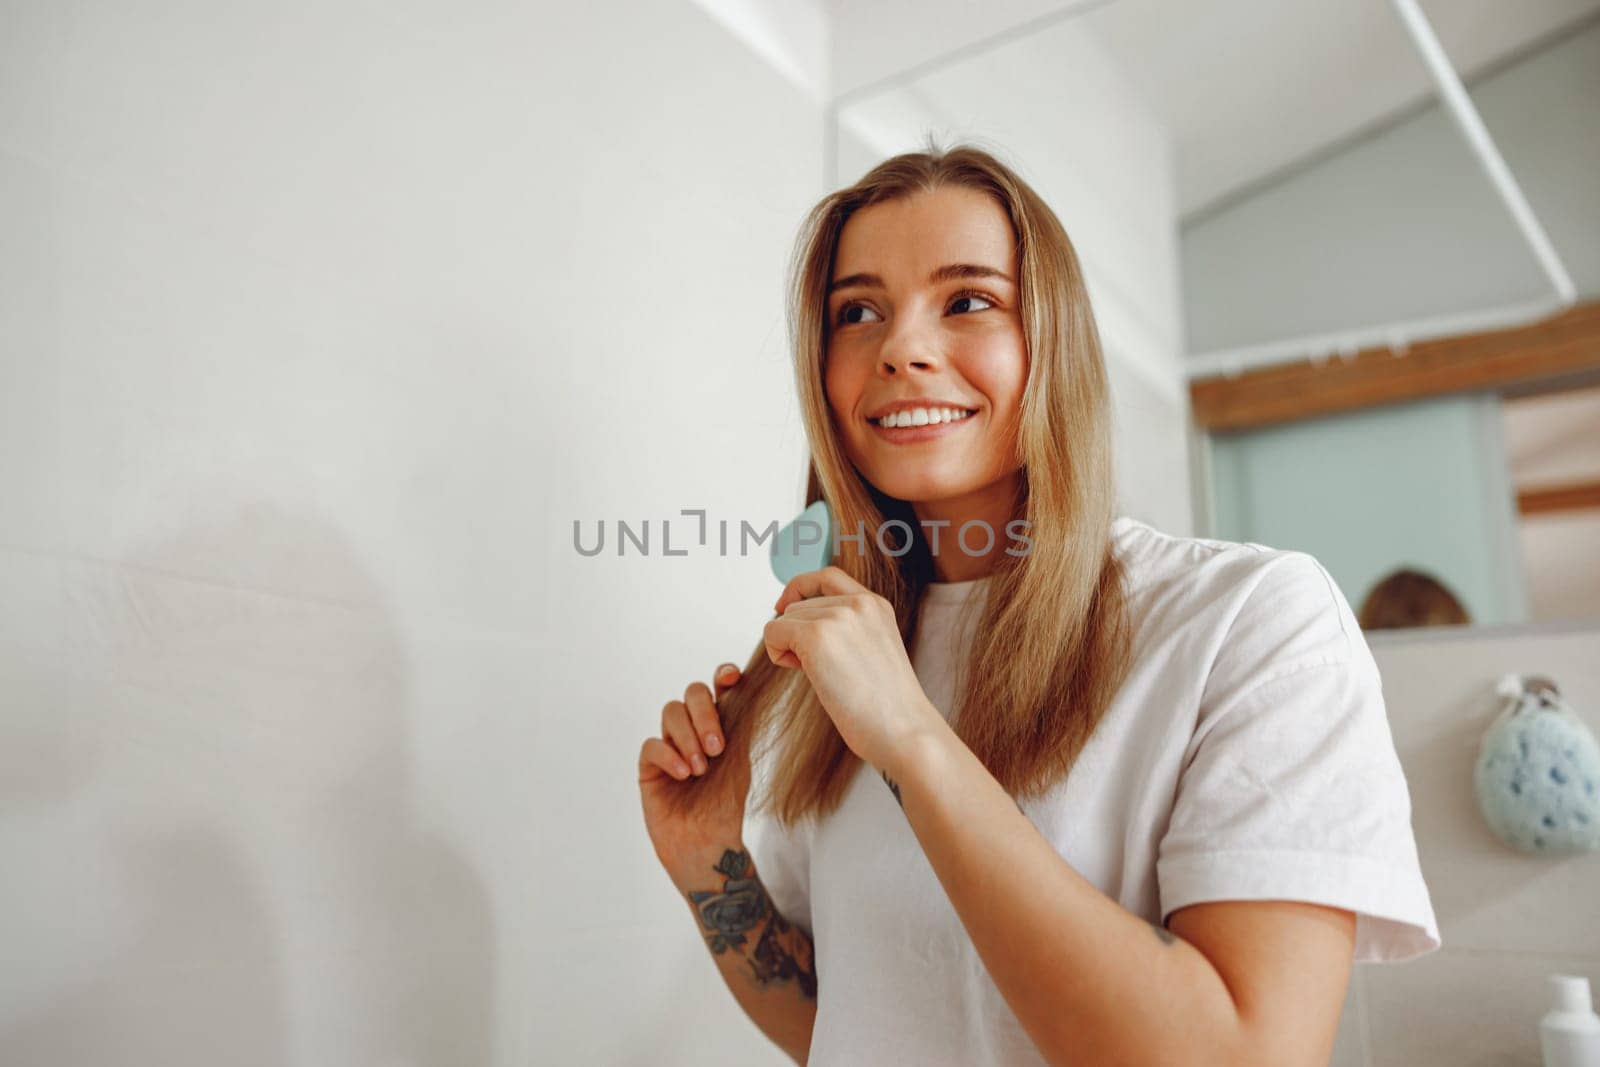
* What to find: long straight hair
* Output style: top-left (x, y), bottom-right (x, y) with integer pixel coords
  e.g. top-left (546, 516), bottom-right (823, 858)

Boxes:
top-left (662, 140), bottom-right (1134, 834)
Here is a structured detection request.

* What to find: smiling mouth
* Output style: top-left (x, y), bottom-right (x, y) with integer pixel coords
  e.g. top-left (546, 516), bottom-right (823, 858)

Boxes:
top-left (867, 408), bottom-right (979, 443)
top-left (869, 407), bottom-right (977, 429)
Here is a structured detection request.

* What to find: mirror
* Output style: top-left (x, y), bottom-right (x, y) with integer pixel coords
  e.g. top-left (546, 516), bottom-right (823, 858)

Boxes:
top-left (832, 0), bottom-right (1600, 630)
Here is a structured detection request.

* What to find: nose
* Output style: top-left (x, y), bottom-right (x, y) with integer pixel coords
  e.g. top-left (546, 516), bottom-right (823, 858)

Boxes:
top-left (877, 334), bottom-right (941, 377)
top-left (879, 354), bottom-right (933, 376)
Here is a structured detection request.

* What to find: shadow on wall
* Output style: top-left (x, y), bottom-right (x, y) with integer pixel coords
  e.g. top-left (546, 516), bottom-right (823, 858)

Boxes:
top-left (1395, 680), bottom-right (1574, 925)
top-left (0, 502), bottom-right (496, 1065)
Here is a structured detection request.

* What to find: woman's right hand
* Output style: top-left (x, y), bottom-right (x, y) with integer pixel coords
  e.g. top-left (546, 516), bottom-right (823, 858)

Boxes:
top-left (638, 663), bottom-right (753, 886)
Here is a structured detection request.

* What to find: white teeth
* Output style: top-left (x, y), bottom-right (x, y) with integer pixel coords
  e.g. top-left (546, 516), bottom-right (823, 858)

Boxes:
top-left (874, 406), bottom-right (973, 428)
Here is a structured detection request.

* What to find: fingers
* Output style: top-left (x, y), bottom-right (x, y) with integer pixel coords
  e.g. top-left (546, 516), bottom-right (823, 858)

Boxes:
top-left (642, 668), bottom-right (742, 784)
top-left (639, 735), bottom-right (693, 781)
top-left (660, 698), bottom-right (708, 777)
top-left (685, 678), bottom-right (728, 758)
top-left (773, 564), bottom-right (866, 615)
top-left (762, 615), bottom-right (805, 671)
top-left (711, 662), bottom-right (741, 702)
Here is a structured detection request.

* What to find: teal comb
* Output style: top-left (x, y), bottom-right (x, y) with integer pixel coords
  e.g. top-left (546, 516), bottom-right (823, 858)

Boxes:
top-left (770, 499), bottom-right (834, 584)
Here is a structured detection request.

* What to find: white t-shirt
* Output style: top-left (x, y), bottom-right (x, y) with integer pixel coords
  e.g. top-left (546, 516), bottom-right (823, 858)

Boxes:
top-left (742, 515), bottom-right (1440, 1066)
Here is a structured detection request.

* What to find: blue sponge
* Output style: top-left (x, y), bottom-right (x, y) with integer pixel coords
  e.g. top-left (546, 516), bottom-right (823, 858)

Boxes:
top-left (1473, 674), bottom-right (1600, 854)
top-left (770, 499), bottom-right (834, 585)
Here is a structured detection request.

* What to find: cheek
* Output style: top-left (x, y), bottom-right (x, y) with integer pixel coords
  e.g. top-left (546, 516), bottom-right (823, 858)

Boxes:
top-left (965, 339), bottom-right (1028, 412)
top-left (996, 362), bottom-right (1027, 412)
top-left (823, 354), bottom-right (861, 422)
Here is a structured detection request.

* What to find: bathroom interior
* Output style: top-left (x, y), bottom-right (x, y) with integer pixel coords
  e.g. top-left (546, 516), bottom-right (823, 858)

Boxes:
top-left (1, 0), bottom-right (1598, 1064)
top-left (825, 4), bottom-right (1600, 1063)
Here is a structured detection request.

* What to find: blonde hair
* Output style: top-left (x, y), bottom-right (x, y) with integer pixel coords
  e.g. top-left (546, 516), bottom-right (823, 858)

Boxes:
top-left (663, 139), bottom-right (1133, 832)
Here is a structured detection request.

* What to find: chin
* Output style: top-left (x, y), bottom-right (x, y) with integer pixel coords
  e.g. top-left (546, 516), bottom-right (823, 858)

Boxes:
top-left (864, 472), bottom-right (976, 506)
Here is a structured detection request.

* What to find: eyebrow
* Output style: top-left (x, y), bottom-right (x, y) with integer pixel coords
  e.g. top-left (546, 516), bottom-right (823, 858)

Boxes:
top-left (827, 263), bottom-right (1014, 294)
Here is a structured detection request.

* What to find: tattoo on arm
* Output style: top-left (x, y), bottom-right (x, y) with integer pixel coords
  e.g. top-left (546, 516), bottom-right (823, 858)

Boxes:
top-left (880, 769), bottom-right (903, 809)
top-left (1150, 920), bottom-right (1177, 946)
top-left (877, 773), bottom-right (1025, 817)
top-left (686, 848), bottom-right (818, 999)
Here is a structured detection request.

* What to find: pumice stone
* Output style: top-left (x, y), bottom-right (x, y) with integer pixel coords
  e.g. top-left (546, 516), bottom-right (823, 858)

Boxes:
top-left (1473, 673), bottom-right (1600, 855)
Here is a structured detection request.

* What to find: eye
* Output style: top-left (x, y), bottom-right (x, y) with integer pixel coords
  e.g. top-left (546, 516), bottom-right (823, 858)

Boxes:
top-left (835, 290), bottom-right (996, 326)
top-left (836, 302), bottom-right (882, 326)
top-left (949, 290), bottom-right (995, 315)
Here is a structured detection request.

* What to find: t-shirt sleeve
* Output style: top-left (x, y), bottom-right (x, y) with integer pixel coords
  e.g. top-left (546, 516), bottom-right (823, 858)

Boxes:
top-left (1155, 551), bottom-right (1441, 964)
top-left (743, 804), bottom-right (814, 935)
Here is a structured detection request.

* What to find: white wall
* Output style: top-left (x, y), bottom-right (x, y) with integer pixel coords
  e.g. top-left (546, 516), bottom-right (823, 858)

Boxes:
top-left (0, 1), bottom-right (821, 1063)
top-left (826, 0), bottom-right (1098, 101)
top-left (1318, 622), bottom-right (1600, 1067)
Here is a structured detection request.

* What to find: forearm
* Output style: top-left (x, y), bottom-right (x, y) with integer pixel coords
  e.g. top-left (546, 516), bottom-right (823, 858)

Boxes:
top-left (673, 842), bottom-right (818, 1065)
top-left (880, 717), bottom-right (1251, 1067)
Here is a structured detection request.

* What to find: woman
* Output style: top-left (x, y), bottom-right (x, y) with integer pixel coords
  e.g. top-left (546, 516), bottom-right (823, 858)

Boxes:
top-left (636, 142), bottom-right (1439, 1066)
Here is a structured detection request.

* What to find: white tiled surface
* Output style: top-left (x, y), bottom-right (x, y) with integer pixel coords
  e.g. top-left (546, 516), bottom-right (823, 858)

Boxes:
top-left (1365, 949), bottom-right (1596, 1067)
top-left (1358, 626), bottom-right (1600, 1066)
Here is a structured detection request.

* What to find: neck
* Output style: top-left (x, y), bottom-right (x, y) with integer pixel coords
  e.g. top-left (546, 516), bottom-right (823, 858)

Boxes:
top-left (911, 471), bottom-right (1023, 583)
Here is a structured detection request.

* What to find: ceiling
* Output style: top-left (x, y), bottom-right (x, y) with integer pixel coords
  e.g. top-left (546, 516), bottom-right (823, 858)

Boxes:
top-left (824, 0), bottom-right (1600, 222)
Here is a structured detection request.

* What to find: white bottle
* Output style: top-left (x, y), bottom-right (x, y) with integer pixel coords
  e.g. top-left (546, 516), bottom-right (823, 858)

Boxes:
top-left (1542, 974), bottom-right (1600, 1067)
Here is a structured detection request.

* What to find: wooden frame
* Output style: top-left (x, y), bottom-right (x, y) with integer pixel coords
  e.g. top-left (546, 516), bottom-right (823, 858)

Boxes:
top-left (1518, 479), bottom-right (1600, 516)
top-left (1189, 299), bottom-right (1600, 434)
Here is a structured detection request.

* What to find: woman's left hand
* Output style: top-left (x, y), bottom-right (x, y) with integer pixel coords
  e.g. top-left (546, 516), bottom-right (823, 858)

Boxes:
top-left (764, 566), bottom-right (944, 773)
